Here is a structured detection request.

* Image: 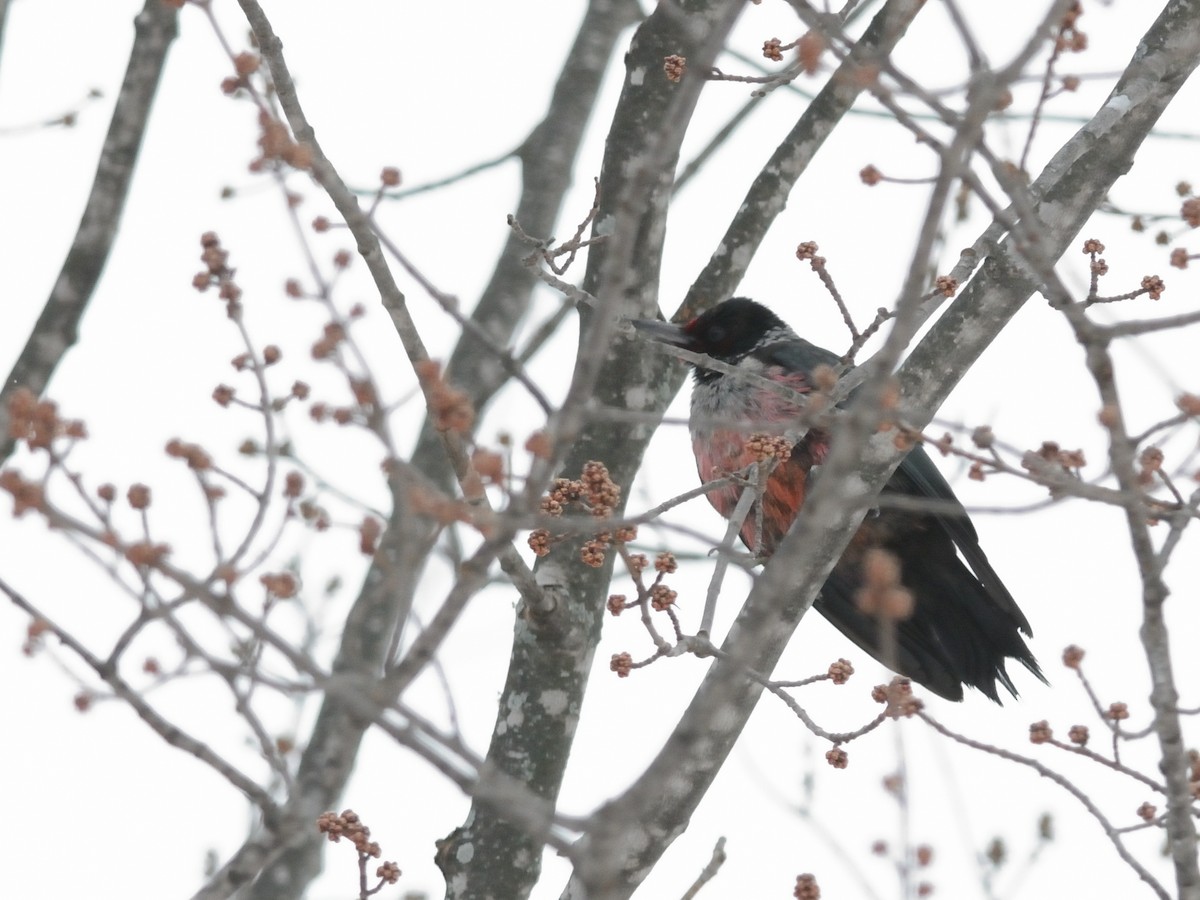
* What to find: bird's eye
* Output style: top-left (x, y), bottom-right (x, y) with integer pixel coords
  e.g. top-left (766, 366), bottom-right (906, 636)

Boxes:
top-left (705, 324), bottom-right (727, 344)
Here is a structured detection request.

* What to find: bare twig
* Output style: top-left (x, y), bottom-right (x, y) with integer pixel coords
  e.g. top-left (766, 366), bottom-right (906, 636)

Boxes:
top-left (679, 837), bottom-right (728, 900)
top-left (1, 575), bottom-right (278, 812)
top-left (920, 711), bottom-right (1170, 899)
top-left (700, 466), bottom-right (761, 636)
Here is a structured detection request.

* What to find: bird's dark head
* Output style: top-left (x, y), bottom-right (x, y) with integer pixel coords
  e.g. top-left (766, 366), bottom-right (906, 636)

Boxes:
top-left (630, 298), bottom-right (797, 380)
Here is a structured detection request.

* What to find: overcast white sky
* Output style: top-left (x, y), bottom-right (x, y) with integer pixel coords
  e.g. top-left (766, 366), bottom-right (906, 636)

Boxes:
top-left (3, 2), bottom-right (1200, 898)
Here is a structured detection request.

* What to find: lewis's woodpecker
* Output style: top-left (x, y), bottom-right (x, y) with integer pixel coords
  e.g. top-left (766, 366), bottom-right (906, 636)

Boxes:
top-left (633, 297), bottom-right (1043, 702)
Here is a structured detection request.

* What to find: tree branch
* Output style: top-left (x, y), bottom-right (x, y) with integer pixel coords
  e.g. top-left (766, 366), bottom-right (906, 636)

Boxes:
top-left (442, 3), bottom-right (747, 897)
top-left (1, 0), bottom-right (178, 464)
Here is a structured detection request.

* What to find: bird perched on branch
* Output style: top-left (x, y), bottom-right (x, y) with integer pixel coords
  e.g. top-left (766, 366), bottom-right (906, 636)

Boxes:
top-left (632, 297), bottom-right (1043, 702)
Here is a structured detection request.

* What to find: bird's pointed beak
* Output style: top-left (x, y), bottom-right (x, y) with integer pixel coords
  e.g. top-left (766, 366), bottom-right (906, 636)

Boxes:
top-left (628, 317), bottom-right (693, 350)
